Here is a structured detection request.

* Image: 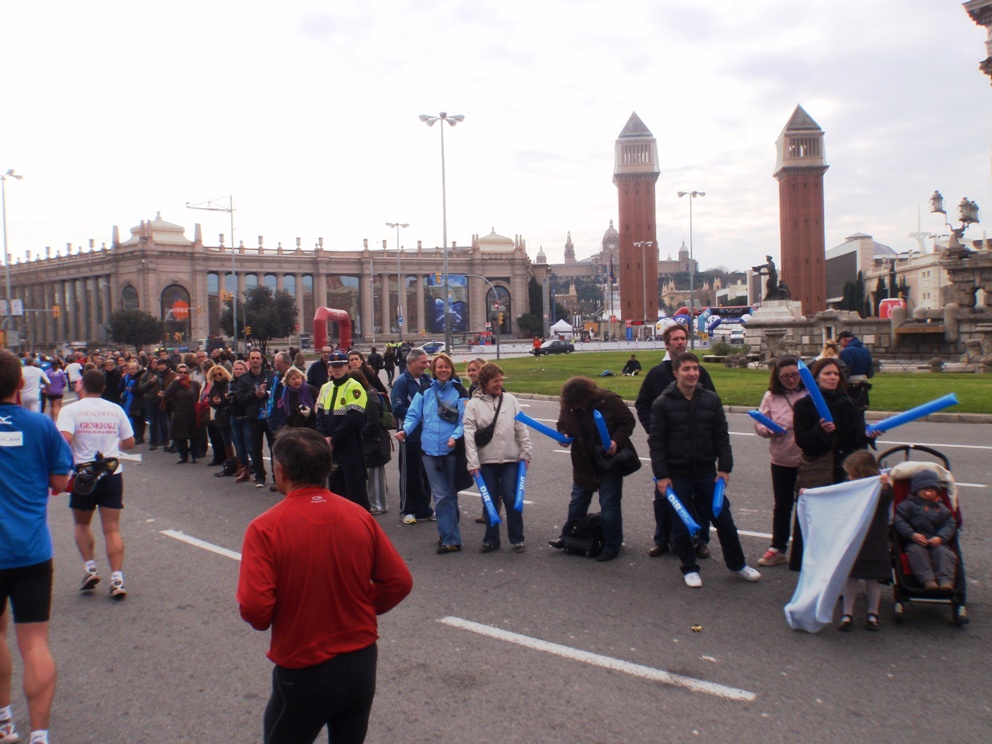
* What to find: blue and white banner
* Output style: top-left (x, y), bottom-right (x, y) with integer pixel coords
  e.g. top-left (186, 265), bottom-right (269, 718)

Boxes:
top-left (784, 477), bottom-right (882, 633)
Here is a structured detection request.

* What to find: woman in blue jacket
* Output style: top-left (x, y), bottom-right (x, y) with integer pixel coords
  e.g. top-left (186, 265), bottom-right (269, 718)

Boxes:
top-left (396, 352), bottom-right (467, 554)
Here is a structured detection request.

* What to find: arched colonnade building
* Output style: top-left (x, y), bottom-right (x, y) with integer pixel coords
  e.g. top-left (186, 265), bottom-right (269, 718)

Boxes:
top-left (3, 214), bottom-right (540, 349)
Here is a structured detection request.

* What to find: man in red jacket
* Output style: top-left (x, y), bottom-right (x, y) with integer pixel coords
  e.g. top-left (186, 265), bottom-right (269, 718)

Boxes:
top-left (237, 427), bottom-right (412, 744)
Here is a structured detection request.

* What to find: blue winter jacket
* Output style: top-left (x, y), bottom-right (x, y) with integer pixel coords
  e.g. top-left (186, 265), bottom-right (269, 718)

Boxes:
top-left (401, 378), bottom-right (465, 456)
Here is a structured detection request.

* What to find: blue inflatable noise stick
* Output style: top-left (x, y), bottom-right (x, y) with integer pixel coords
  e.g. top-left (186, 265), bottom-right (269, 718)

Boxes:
top-left (514, 460), bottom-right (526, 512)
top-left (513, 412), bottom-right (572, 445)
top-left (797, 359), bottom-right (832, 423)
top-left (592, 409), bottom-right (612, 453)
top-left (655, 479), bottom-right (701, 535)
top-left (473, 471), bottom-right (501, 525)
top-left (866, 393), bottom-right (959, 434)
top-left (712, 477), bottom-right (726, 518)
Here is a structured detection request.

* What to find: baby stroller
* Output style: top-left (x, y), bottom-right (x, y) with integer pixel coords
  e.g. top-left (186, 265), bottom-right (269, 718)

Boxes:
top-left (879, 445), bottom-right (968, 627)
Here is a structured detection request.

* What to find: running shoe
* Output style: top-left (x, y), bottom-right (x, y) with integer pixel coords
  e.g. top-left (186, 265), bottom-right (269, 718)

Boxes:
top-left (109, 578), bottom-right (128, 600)
top-left (684, 572), bottom-right (703, 588)
top-left (757, 547), bottom-right (788, 566)
top-left (734, 566), bottom-right (761, 582)
top-left (0, 717), bottom-right (19, 743)
top-left (80, 570), bottom-right (101, 592)
top-left (401, 514), bottom-right (417, 524)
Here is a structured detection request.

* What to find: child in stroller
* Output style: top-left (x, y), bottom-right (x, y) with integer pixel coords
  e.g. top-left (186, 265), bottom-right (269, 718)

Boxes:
top-left (880, 445), bottom-right (968, 626)
top-left (894, 471), bottom-right (958, 591)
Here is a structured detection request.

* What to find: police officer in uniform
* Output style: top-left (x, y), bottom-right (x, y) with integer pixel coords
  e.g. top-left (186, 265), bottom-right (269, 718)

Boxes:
top-left (316, 353), bottom-right (370, 510)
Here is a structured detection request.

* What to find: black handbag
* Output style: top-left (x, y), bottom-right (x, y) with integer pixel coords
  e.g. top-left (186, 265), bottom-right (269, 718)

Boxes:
top-left (474, 394), bottom-right (503, 447)
top-left (594, 439), bottom-right (642, 476)
top-left (433, 390), bottom-right (461, 424)
top-left (582, 409), bottom-right (641, 477)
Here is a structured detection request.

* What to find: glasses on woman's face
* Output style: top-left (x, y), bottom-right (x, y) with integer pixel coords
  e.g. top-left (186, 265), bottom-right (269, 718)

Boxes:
top-left (779, 371), bottom-right (800, 380)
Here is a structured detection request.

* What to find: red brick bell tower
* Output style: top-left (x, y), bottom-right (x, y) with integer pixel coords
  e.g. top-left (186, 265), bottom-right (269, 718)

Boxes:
top-left (774, 105), bottom-right (829, 316)
top-left (613, 112), bottom-right (660, 329)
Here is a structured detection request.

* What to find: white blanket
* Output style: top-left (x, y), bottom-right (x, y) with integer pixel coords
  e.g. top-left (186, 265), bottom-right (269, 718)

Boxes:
top-left (784, 476), bottom-right (882, 633)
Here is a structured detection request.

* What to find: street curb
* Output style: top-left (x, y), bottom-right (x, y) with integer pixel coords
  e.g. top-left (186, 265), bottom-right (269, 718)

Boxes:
top-left (511, 394), bottom-right (992, 424)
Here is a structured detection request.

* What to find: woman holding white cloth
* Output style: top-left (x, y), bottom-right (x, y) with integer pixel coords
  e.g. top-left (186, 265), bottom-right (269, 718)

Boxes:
top-left (463, 363), bottom-right (532, 553)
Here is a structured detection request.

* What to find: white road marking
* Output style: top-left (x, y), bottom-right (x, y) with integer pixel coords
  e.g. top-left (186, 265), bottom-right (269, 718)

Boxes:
top-left (439, 616), bottom-right (756, 702)
top-left (882, 439), bottom-right (992, 452)
top-left (957, 483), bottom-right (987, 489)
top-left (118, 452), bottom-right (143, 461)
top-left (161, 530), bottom-right (242, 561)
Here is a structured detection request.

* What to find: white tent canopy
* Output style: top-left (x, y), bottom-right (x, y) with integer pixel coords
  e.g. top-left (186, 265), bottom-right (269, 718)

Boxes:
top-left (550, 319), bottom-right (574, 334)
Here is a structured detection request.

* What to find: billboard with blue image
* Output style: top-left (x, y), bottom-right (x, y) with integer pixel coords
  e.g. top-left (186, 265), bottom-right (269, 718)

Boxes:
top-left (425, 274), bottom-right (468, 334)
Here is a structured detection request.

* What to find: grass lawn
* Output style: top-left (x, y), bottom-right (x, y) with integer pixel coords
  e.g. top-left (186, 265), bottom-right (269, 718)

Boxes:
top-left (492, 351), bottom-right (992, 414)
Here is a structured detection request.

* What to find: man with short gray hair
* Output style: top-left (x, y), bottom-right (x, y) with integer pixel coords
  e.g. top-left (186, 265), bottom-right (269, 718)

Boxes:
top-left (390, 348), bottom-right (433, 523)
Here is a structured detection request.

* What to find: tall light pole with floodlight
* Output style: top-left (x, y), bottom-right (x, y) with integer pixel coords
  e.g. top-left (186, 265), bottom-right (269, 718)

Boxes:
top-left (633, 240), bottom-right (654, 339)
top-left (187, 196), bottom-right (238, 352)
top-left (1, 169), bottom-right (24, 346)
top-left (677, 190), bottom-right (705, 349)
top-left (385, 221), bottom-right (409, 341)
top-left (420, 111), bottom-right (464, 353)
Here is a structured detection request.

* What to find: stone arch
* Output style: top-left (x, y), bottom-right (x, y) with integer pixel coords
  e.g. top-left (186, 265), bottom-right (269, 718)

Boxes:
top-left (161, 283), bottom-right (192, 344)
top-left (121, 284), bottom-right (139, 311)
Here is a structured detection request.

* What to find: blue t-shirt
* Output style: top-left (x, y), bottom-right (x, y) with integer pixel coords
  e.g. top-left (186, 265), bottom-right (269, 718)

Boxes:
top-left (0, 402), bottom-right (74, 569)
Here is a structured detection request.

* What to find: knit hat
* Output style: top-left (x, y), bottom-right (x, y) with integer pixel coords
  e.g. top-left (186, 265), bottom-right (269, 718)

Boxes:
top-left (910, 470), bottom-right (942, 495)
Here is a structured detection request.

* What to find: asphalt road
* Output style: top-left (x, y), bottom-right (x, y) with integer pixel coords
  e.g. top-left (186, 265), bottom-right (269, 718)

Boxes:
top-left (12, 398), bottom-right (991, 743)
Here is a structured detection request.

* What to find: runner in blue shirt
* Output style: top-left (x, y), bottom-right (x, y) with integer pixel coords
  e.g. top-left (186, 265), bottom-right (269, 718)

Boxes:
top-left (0, 349), bottom-right (73, 744)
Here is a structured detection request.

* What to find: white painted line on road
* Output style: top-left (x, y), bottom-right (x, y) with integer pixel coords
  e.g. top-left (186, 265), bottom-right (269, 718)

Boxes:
top-left (118, 452), bottom-right (143, 462)
top-left (883, 439), bottom-right (992, 451)
top-left (161, 530), bottom-right (242, 561)
top-left (439, 616), bottom-right (756, 702)
top-left (957, 482), bottom-right (988, 489)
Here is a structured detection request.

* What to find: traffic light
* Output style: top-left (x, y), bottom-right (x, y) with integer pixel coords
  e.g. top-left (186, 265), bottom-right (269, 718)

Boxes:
top-left (52, 305), bottom-right (60, 319)
top-left (435, 272), bottom-right (442, 284)
top-left (498, 312), bottom-right (504, 325)
top-left (245, 326), bottom-right (252, 337)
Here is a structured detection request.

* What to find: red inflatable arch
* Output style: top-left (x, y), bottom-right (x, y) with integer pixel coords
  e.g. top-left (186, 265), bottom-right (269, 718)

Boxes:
top-left (313, 307), bottom-right (353, 351)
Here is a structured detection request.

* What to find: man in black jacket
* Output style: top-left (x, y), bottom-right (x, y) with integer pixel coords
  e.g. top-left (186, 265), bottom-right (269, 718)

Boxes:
top-left (648, 352), bottom-right (760, 589)
top-left (235, 350), bottom-right (275, 488)
top-left (634, 324), bottom-right (716, 558)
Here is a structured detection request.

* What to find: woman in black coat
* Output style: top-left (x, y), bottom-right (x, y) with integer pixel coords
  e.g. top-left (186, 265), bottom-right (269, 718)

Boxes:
top-left (163, 363), bottom-right (202, 464)
top-left (790, 357), bottom-right (875, 570)
top-left (550, 376), bottom-right (636, 562)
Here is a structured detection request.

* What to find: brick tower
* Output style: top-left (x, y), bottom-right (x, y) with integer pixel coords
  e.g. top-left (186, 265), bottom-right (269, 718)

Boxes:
top-left (613, 112), bottom-right (660, 328)
top-left (773, 105), bottom-right (828, 316)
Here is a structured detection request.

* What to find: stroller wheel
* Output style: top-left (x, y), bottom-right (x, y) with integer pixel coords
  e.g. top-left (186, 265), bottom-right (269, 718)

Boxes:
top-left (953, 605), bottom-right (969, 627)
top-left (893, 602), bottom-right (905, 624)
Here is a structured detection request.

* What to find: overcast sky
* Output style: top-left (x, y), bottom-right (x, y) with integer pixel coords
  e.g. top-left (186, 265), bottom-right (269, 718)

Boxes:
top-left (2, 1), bottom-right (990, 273)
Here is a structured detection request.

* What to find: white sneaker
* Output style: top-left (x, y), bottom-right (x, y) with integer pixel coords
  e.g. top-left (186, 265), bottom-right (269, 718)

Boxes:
top-left (401, 514), bottom-right (417, 525)
top-left (684, 572), bottom-right (702, 588)
top-left (0, 718), bottom-right (19, 743)
top-left (735, 566), bottom-right (761, 582)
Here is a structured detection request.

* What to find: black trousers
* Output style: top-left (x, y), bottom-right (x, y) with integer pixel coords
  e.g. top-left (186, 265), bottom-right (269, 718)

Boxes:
top-left (770, 464), bottom-right (799, 552)
top-left (264, 643), bottom-right (377, 744)
top-left (247, 418), bottom-right (270, 482)
top-left (330, 447), bottom-right (370, 511)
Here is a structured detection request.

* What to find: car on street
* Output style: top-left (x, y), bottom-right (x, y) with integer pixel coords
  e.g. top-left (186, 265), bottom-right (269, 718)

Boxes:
top-left (421, 340), bottom-right (447, 355)
top-left (534, 339), bottom-right (575, 355)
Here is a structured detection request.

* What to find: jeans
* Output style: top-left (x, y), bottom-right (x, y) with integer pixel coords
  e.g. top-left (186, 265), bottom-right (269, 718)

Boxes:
top-left (230, 416), bottom-right (250, 467)
top-left (668, 473), bottom-right (746, 575)
top-left (148, 403), bottom-right (168, 446)
top-left (247, 418), bottom-right (270, 482)
top-left (769, 464), bottom-right (798, 552)
top-left (422, 453), bottom-right (461, 547)
top-left (564, 472), bottom-right (623, 555)
top-left (480, 461), bottom-right (524, 547)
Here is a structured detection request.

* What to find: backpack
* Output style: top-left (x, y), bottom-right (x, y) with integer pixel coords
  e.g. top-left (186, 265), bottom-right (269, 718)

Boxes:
top-left (560, 513), bottom-right (605, 557)
top-left (363, 390), bottom-right (393, 467)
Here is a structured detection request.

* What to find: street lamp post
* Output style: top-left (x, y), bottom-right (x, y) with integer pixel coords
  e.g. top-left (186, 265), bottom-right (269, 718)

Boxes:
top-left (633, 240), bottom-right (654, 340)
top-left (2, 169), bottom-right (24, 347)
top-left (187, 196), bottom-right (238, 352)
top-left (420, 111), bottom-right (464, 354)
top-left (385, 221), bottom-right (409, 341)
top-left (677, 190), bottom-right (706, 349)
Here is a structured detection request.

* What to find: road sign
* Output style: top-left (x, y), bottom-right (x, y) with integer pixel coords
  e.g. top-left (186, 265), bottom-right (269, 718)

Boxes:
top-left (397, 316), bottom-right (404, 326)
top-left (0, 300), bottom-right (24, 316)
top-left (610, 315), bottom-right (617, 322)
top-left (625, 320), bottom-right (631, 328)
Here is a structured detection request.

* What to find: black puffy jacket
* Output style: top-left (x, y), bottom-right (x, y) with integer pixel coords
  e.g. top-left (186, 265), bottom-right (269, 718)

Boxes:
top-left (649, 382), bottom-right (732, 479)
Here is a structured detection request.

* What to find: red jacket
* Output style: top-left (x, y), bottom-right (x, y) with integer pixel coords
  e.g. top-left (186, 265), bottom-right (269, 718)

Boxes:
top-left (237, 486), bottom-right (413, 669)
